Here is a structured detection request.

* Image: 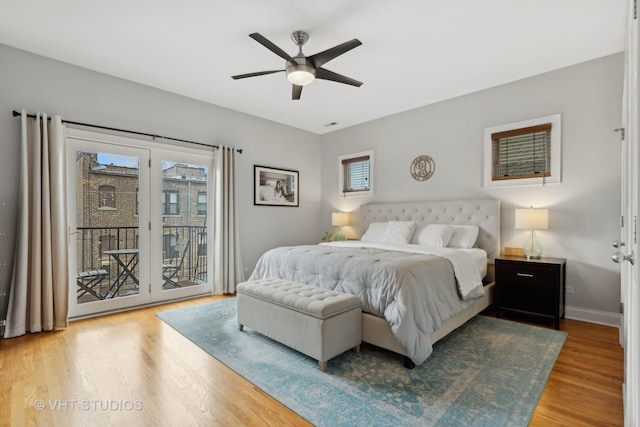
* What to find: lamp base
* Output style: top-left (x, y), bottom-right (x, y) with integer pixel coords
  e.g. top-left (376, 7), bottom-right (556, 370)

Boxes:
top-left (522, 230), bottom-right (543, 260)
top-left (334, 226), bottom-right (346, 241)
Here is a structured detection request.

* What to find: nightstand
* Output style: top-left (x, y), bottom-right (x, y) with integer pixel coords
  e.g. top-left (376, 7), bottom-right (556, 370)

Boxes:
top-left (495, 255), bottom-right (566, 330)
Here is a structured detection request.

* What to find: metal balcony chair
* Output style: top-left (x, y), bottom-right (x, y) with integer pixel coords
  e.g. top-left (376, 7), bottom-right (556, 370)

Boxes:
top-left (162, 238), bottom-right (189, 288)
top-left (77, 269), bottom-right (109, 300)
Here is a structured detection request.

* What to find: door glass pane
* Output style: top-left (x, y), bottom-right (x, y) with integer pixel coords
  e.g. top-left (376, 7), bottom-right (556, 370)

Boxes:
top-left (75, 152), bottom-right (140, 303)
top-left (160, 161), bottom-right (208, 290)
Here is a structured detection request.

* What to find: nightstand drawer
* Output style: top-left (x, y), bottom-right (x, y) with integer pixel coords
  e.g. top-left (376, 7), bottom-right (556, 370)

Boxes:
top-left (497, 264), bottom-right (557, 286)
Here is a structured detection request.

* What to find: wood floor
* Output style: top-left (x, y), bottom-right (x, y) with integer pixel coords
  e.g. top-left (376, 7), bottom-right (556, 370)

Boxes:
top-left (0, 296), bottom-right (623, 426)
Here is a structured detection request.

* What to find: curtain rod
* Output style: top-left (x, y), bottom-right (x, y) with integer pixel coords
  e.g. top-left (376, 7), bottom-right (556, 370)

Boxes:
top-left (11, 110), bottom-right (243, 154)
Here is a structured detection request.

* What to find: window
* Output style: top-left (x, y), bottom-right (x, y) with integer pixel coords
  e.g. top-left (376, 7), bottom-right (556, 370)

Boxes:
top-left (197, 192), bottom-right (207, 215)
top-left (493, 124), bottom-right (551, 179)
top-left (338, 150), bottom-right (374, 197)
top-left (135, 188), bottom-right (139, 216)
top-left (162, 190), bottom-right (179, 215)
top-left (98, 185), bottom-right (116, 209)
top-left (162, 234), bottom-right (177, 259)
top-left (197, 241), bottom-right (207, 257)
top-left (484, 114), bottom-right (561, 187)
top-left (99, 234), bottom-right (116, 257)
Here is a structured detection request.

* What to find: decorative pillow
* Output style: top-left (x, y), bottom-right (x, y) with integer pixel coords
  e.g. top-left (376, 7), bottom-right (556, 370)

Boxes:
top-left (412, 224), bottom-right (453, 247)
top-left (361, 222), bottom-right (389, 242)
top-left (381, 221), bottom-right (416, 244)
top-left (447, 225), bottom-right (480, 249)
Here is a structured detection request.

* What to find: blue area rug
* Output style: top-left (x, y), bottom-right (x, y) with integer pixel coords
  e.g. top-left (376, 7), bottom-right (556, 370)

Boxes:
top-left (157, 299), bottom-right (566, 427)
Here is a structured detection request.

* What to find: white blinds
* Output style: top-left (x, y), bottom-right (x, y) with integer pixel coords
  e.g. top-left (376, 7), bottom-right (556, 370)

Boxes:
top-left (343, 155), bottom-right (370, 192)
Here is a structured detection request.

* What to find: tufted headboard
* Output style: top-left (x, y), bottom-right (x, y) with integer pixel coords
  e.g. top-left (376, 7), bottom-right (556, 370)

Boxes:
top-left (358, 198), bottom-right (501, 263)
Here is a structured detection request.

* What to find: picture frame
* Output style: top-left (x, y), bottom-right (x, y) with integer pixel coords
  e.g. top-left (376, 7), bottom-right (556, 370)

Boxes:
top-left (254, 165), bottom-right (299, 207)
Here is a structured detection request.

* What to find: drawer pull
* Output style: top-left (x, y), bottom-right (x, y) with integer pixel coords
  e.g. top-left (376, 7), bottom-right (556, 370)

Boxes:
top-left (516, 273), bottom-right (534, 278)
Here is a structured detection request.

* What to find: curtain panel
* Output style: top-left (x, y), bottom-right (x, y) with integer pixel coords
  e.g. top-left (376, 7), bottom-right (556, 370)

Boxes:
top-left (214, 146), bottom-right (244, 294)
top-left (4, 111), bottom-right (69, 338)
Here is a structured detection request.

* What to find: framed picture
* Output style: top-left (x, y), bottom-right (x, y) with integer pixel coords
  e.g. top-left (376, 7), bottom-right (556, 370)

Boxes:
top-left (254, 165), bottom-right (299, 207)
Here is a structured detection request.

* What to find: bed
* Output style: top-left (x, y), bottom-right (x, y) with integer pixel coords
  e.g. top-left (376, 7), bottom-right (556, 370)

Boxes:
top-left (249, 198), bottom-right (500, 367)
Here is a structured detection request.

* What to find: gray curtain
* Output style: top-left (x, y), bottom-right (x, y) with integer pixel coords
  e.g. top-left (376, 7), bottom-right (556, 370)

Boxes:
top-left (214, 146), bottom-right (244, 294)
top-left (4, 111), bottom-right (69, 338)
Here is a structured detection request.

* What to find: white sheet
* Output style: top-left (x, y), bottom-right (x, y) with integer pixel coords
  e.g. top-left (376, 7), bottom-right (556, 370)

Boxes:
top-left (320, 241), bottom-right (486, 300)
top-left (461, 248), bottom-right (488, 278)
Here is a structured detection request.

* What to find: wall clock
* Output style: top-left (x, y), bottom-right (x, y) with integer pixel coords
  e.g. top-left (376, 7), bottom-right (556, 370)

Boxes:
top-left (410, 155), bottom-right (435, 181)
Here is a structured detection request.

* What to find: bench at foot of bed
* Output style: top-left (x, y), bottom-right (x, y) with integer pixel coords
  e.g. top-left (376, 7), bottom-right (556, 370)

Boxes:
top-left (236, 279), bottom-right (362, 372)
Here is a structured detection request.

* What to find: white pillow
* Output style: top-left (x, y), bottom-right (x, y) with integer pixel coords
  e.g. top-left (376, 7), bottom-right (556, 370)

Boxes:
top-left (447, 225), bottom-right (480, 249)
top-left (381, 221), bottom-right (416, 244)
top-left (361, 222), bottom-right (388, 243)
top-left (412, 224), bottom-right (453, 247)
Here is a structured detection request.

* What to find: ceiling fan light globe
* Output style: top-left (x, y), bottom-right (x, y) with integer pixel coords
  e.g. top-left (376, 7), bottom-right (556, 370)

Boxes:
top-left (287, 71), bottom-right (315, 86)
top-left (286, 63), bottom-right (316, 86)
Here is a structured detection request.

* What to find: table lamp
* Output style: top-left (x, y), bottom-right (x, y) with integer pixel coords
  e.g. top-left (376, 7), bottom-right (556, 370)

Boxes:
top-left (332, 212), bottom-right (350, 241)
top-left (515, 207), bottom-right (548, 259)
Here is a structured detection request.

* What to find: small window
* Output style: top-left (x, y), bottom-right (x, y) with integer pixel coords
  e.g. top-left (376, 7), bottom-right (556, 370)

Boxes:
top-left (484, 114), bottom-right (561, 187)
top-left (98, 185), bottom-right (116, 209)
top-left (197, 242), bottom-right (207, 257)
top-left (99, 234), bottom-right (116, 257)
top-left (162, 190), bottom-right (179, 215)
top-left (339, 150), bottom-right (374, 197)
top-left (135, 188), bottom-right (139, 216)
top-left (162, 233), bottom-right (177, 259)
top-left (197, 192), bottom-right (207, 215)
top-left (492, 124), bottom-right (551, 180)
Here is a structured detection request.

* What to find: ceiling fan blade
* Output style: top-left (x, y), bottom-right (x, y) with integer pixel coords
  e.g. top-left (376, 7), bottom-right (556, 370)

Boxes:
top-left (249, 33), bottom-right (294, 61)
top-left (308, 39), bottom-right (362, 69)
top-left (231, 70), bottom-right (284, 80)
top-left (316, 68), bottom-right (363, 87)
top-left (292, 84), bottom-right (303, 100)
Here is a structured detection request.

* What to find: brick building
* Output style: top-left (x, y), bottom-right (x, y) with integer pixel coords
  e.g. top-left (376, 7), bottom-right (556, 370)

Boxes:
top-left (75, 153), bottom-right (208, 296)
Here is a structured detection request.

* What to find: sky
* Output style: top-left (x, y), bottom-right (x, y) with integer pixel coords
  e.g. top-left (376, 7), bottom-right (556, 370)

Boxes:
top-left (97, 153), bottom-right (138, 168)
top-left (96, 153), bottom-right (206, 173)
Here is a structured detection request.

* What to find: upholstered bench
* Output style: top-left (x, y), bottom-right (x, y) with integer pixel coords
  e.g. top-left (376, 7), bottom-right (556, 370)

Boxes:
top-left (236, 279), bottom-right (362, 372)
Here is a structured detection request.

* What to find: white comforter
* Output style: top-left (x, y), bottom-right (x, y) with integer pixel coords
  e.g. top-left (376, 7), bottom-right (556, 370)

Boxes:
top-left (321, 241), bottom-right (485, 299)
top-left (249, 241), bottom-right (486, 364)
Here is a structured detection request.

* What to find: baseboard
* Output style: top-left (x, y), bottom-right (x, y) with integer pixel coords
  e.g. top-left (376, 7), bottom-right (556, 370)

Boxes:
top-left (565, 305), bottom-right (621, 328)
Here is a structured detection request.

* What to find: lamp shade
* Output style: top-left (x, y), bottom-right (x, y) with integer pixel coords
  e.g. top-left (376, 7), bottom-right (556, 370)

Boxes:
top-left (332, 212), bottom-right (350, 227)
top-left (515, 208), bottom-right (548, 230)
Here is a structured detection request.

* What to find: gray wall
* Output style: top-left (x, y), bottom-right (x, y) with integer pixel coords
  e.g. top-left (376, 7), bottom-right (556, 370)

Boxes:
top-left (321, 53), bottom-right (624, 315)
top-left (0, 42), bottom-right (625, 319)
top-left (0, 44), bottom-right (323, 316)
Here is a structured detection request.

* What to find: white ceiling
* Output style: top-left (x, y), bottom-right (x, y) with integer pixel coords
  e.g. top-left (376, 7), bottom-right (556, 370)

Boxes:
top-left (0, 1), bottom-right (627, 135)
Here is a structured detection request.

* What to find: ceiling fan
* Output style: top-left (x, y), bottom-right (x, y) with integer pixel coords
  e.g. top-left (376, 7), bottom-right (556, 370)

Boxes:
top-left (231, 31), bottom-right (363, 100)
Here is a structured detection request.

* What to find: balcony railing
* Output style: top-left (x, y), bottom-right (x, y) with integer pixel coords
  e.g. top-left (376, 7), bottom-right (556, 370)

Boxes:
top-left (75, 225), bottom-right (208, 302)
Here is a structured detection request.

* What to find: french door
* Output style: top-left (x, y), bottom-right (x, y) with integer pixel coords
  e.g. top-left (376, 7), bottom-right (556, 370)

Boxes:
top-left (150, 149), bottom-right (214, 303)
top-left (67, 130), bottom-right (213, 317)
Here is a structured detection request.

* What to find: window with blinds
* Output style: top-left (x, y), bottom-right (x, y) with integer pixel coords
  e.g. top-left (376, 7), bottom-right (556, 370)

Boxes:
top-left (492, 123), bottom-right (551, 181)
top-left (484, 114), bottom-right (561, 188)
top-left (338, 150), bottom-right (374, 196)
top-left (343, 155), bottom-right (370, 192)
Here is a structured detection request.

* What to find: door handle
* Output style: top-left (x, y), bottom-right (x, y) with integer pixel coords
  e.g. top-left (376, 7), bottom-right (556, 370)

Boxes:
top-left (612, 240), bottom-right (625, 248)
top-left (612, 251), bottom-right (635, 265)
